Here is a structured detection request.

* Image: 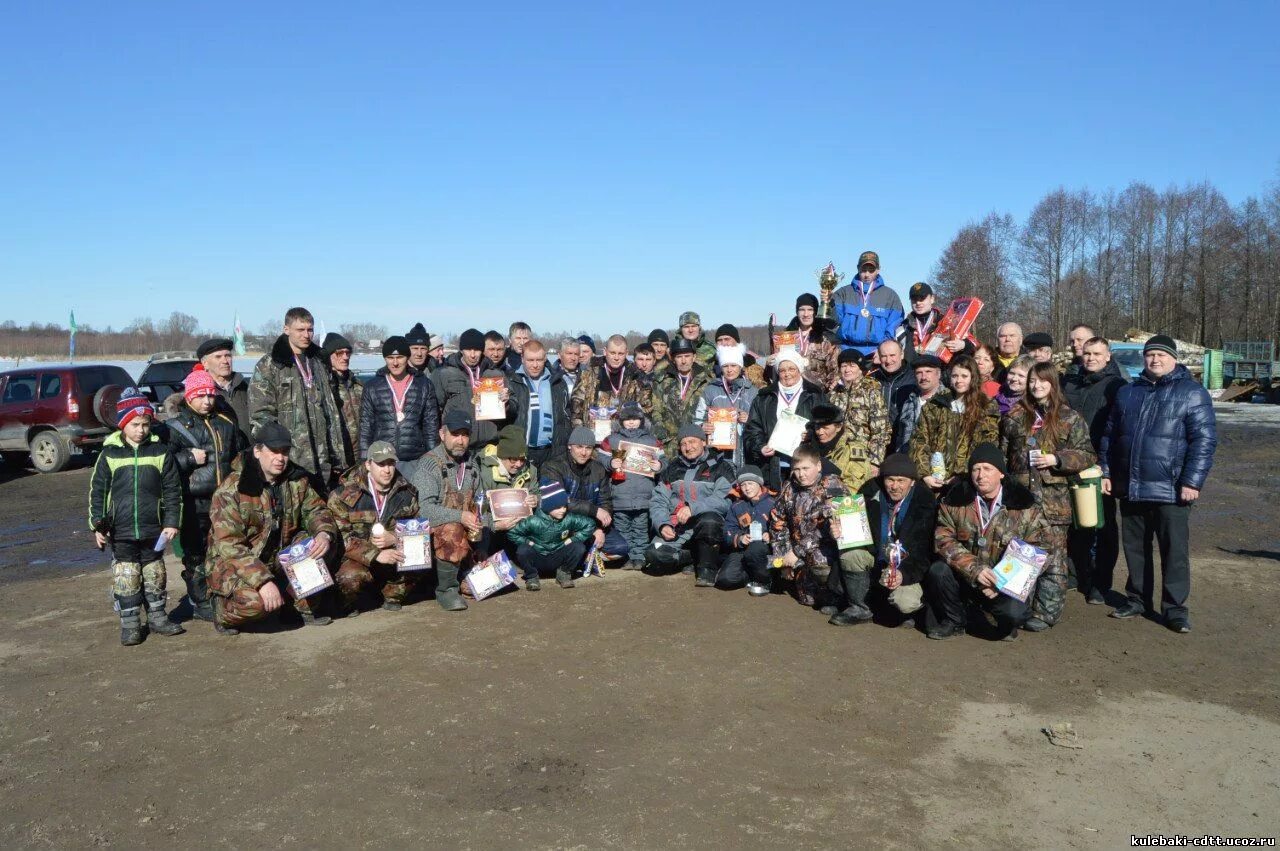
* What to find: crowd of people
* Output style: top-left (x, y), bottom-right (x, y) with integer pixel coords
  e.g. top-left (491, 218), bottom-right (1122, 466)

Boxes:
top-left (86, 250), bottom-right (1219, 646)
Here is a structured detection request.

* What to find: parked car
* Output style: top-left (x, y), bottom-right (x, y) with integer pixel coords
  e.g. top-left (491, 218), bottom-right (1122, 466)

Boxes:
top-left (0, 364), bottom-right (136, 473)
top-left (137, 351), bottom-right (197, 405)
top-left (1109, 343), bottom-right (1145, 380)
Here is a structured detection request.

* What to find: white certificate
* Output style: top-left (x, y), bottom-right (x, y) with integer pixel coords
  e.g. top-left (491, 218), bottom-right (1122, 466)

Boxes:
top-left (399, 533), bottom-right (430, 571)
top-left (286, 556), bottom-right (332, 598)
top-left (767, 410), bottom-right (808, 457)
top-left (475, 391), bottom-right (505, 421)
top-left (834, 497), bottom-right (874, 550)
top-left (593, 417), bottom-right (612, 443)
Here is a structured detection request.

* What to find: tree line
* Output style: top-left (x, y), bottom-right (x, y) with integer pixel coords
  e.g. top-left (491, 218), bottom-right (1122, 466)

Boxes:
top-left (932, 178), bottom-right (1280, 349)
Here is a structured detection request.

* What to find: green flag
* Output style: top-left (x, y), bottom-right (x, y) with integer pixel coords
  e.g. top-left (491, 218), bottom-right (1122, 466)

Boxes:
top-left (69, 310), bottom-right (77, 359)
top-left (233, 312), bottom-right (246, 356)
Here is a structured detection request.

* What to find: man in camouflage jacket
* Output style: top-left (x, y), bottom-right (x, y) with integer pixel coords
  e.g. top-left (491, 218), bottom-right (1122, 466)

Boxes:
top-left (207, 421), bottom-right (339, 632)
top-left (828, 350), bottom-right (891, 471)
top-left (569, 334), bottom-right (651, 427)
top-left (650, 338), bottom-right (712, 457)
top-left (923, 443), bottom-right (1051, 641)
top-left (322, 332), bottom-right (363, 471)
top-left (249, 311), bottom-right (346, 488)
top-left (329, 441), bottom-right (421, 613)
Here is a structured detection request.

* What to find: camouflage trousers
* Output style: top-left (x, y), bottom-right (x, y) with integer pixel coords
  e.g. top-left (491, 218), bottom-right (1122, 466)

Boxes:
top-left (334, 558), bottom-right (417, 605)
top-left (110, 540), bottom-right (166, 600)
top-left (1031, 524), bottom-right (1069, 625)
top-left (215, 567), bottom-right (319, 627)
top-left (793, 548), bottom-right (866, 606)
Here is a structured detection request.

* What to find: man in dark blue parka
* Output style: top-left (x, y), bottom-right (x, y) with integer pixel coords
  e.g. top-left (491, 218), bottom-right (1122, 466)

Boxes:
top-left (1100, 335), bottom-right (1216, 633)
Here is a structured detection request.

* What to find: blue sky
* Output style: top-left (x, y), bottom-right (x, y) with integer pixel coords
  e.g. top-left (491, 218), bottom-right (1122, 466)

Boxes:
top-left (1, 1), bottom-right (1277, 339)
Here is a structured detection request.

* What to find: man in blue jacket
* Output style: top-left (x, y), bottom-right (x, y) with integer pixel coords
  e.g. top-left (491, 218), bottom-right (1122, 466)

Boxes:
top-left (832, 250), bottom-right (905, 356)
top-left (1100, 335), bottom-right (1216, 633)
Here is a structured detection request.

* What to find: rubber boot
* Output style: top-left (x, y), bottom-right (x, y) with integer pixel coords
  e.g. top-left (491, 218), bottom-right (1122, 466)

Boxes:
top-left (829, 570), bottom-right (873, 626)
top-left (693, 566), bottom-right (715, 588)
top-left (555, 568), bottom-right (575, 589)
top-left (300, 611), bottom-right (333, 626)
top-left (183, 570), bottom-right (214, 622)
top-left (436, 563), bottom-right (469, 610)
top-left (145, 592), bottom-right (186, 636)
top-left (116, 592), bottom-right (145, 646)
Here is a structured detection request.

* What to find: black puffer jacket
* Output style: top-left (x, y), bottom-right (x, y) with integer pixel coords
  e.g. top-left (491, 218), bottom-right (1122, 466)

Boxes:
top-left (1062, 359), bottom-right (1127, 449)
top-left (88, 432), bottom-right (182, 541)
top-left (433, 352), bottom-right (507, 447)
top-left (359, 368), bottom-right (440, 463)
top-left (859, 478), bottom-right (937, 584)
top-left (742, 379), bottom-right (828, 490)
top-left (541, 454), bottom-right (613, 520)
top-left (165, 405), bottom-right (248, 506)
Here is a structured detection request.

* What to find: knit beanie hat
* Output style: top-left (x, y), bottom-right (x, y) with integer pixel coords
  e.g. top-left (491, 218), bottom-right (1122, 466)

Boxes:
top-left (540, 480), bottom-right (568, 513)
top-left (717, 343), bottom-right (745, 368)
top-left (736, 465), bottom-right (765, 487)
top-left (321, 332), bottom-right (353, 358)
top-left (567, 426), bottom-right (597, 447)
top-left (496, 425), bottom-right (527, 460)
top-left (648, 328), bottom-right (670, 346)
top-left (795, 293), bottom-right (820, 312)
top-left (405, 323), bottom-right (429, 346)
top-left (879, 453), bottom-right (918, 480)
top-left (382, 336), bottom-right (410, 357)
top-left (1143, 334), bottom-right (1177, 358)
top-left (677, 423), bottom-right (706, 443)
top-left (774, 349), bottom-right (808, 374)
top-left (837, 348), bottom-right (864, 367)
top-left (715, 323), bottom-right (741, 342)
top-left (967, 442), bottom-right (1007, 475)
top-left (115, 387), bottom-right (155, 429)
top-left (459, 328), bottom-right (485, 351)
top-left (183, 365), bottom-right (219, 401)
top-left (617, 401), bottom-right (644, 422)
top-left (576, 335), bottom-right (596, 353)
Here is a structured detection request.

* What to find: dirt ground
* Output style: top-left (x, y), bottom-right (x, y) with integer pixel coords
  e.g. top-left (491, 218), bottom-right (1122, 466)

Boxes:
top-left (2, 407), bottom-right (1278, 849)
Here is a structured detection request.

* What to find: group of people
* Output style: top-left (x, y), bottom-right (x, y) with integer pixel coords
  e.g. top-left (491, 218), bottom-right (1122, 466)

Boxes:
top-left (86, 250), bottom-right (1218, 646)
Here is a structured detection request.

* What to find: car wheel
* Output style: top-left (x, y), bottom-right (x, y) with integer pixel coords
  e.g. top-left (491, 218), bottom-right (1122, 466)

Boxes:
top-left (29, 431), bottom-right (71, 473)
top-left (92, 384), bottom-right (126, 427)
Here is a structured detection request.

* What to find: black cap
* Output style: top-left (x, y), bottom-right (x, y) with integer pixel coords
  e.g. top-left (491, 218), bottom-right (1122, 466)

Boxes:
top-left (321, 332), bottom-right (353, 357)
top-left (442, 408), bottom-right (473, 432)
top-left (909, 282), bottom-right (933, 301)
top-left (880, 453), bottom-right (918, 479)
top-left (837, 348), bottom-right (864, 367)
top-left (809, 402), bottom-right (844, 426)
top-left (795, 293), bottom-right (820, 312)
top-left (669, 337), bottom-right (696, 356)
top-left (647, 328), bottom-right (670, 345)
top-left (253, 419), bottom-right (292, 450)
top-left (618, 401), bottom-right (644, 421)
top-left (196, 338), bottom-right (234, 360)
top-left (714, 323), bottom-right (741, 342)
top-left (968, 442), bottom-right (1007, 475)
top-left (405, 323), bottom-right (429, 345)
top-left (577, 334), bottom-right (596, 353)
top-left (459, 328), bottom-right (485, 351)
top-left (1143, 334), bottom-right (1178, 358)
top-left (382, 336), bottom-right (410, 357)
top-left (1024, 332), bottom-right (1053, 350)
top-left (914, 354), bottom-right (944, 370)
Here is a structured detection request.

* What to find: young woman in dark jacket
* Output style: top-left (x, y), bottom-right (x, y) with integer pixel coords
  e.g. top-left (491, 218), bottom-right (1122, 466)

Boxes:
top-left (359, 337), bottom-right (440, 467)
top-left (743, 352), bottom-right (828, 490)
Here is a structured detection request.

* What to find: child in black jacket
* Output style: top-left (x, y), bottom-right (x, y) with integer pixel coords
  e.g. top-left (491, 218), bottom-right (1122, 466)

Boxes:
top-left (88, 388), bottom-right (184, 646)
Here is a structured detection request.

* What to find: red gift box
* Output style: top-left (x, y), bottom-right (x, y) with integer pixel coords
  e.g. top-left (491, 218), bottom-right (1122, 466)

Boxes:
top-left (921, 297), bottom-right (984, 364)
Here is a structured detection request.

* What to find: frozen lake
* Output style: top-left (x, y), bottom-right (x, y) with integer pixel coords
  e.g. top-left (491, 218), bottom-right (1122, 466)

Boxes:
top-left (0, 355), bottom-right (389, 381)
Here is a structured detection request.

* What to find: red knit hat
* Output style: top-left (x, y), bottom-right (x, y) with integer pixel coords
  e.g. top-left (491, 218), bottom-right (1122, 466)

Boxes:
top-left (183, 364), bottom-right (218, 401)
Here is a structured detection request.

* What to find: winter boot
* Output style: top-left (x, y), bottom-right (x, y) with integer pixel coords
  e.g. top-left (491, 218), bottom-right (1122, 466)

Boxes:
top-left (144, 592), bottom-right (186, 637)
top-left (211, 596), bottom-right (239, 636)
top-left (693, 567), bottom-right (715, 588)
top-left (829, 571), bottom-right (873, 626)
top-left (555, 568), bottom-right (575, 589)
top-left (300, 611), bottom-right (333, 626)
top-left (116, 592), bottom-right (145, 646)
top-left (183, 570), bottom-right (215, 622)
top-left (436, 563), bottom-right (469, 610)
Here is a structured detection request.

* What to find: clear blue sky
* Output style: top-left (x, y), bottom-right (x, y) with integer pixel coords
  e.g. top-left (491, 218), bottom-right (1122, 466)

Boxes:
top-left (1, 0), bottom-right (1277, 339)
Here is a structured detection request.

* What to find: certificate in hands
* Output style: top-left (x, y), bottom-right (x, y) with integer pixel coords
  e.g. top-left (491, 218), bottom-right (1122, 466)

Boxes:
top-left (619, 441), bottom-right (660, 477)
top-left (767, 410), bottom-right (808, 457)
top-left (488, 488), bottom-right (533, 522)
top-left (830, 495), bottom-right (874, 550)
top-left (708, 408), bottom-right (737, 451)
top-left (473, 377), bottom-right (506, 421)
top-left (278, 537), bottom-right (334, 598)
top-left (395, 518), bottom-right (433, 572)
top-left (991, 537), bottom-right (1046, 602)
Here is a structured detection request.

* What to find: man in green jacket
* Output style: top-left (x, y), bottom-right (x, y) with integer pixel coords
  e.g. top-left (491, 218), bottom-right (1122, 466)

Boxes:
top-left (507, 481), bottom-right (596, 590)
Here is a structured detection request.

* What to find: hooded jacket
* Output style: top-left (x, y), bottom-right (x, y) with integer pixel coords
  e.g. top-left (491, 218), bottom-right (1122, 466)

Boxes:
top-left (650, 363), bottom-right (713, 456)
top-left (907, 392), bottom-right (1000, 480)
top-left (649, 451), bottom-right (735, 538)
top-left (828, 375), bottom-right (891, 468)
top-left (249, 335), bottom-right (346, 482)
top-left (832, 277), bottom-right (905, 355)
top-left (432, 351), bottom-right (507, 448)
top-left (327, 464), bottom-right (419, 567)
top-left (724, 490), bottom-right (776, 551)
top-left (88, 431), bottom-right (183, 541)
top-left (1062, 358), bottom-right (1128, 449)
top-left (596, 411), bottom-right (664, 511)
top-left (477, 443), bottom-right (540, 492)
top-left (1100, 364), bottom-right (1217, 504)
top-left (999, 403), bottom-right (1096, 525)
top-left (359, 368), bottom-right (440, 463)
top-left (742, 378), bottom-right (828, 489)
top-left (207, 452), bottom-right (338, 595)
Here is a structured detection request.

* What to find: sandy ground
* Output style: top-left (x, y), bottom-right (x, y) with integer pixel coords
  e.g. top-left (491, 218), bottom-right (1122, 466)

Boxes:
top-left (1, 410), bottom-right (1278, 849)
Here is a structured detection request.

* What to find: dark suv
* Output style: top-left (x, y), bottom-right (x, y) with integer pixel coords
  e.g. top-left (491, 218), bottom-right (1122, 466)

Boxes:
top-left (0, 364), bottom-right (135, 473)
top-left (137, 351), bottom-right (198, 405)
